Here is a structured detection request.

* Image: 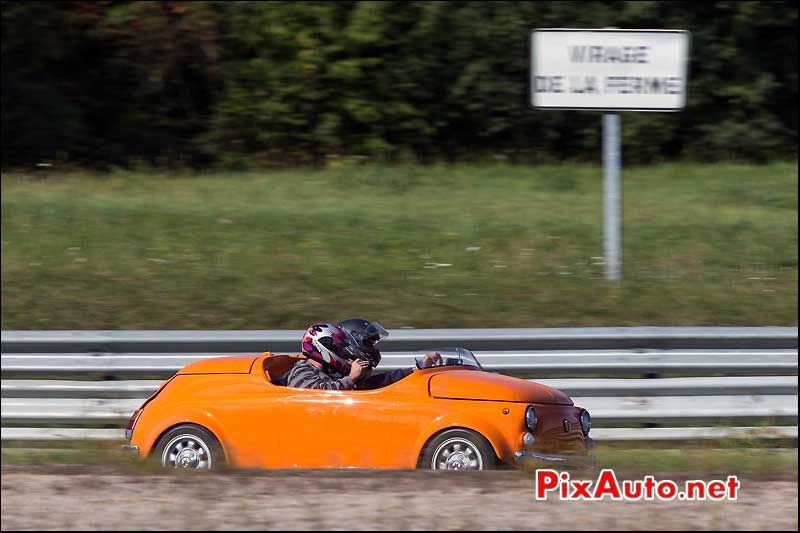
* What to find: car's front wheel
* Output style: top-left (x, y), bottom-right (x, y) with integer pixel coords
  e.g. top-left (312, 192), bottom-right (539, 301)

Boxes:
top-left (420, 429), bottom-right (496, 471)
top-left (154, 424), bottom-right (225, 470)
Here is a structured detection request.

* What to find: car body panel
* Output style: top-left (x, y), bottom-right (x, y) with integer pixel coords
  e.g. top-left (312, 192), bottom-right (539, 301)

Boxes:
top-left (129, 352), bottom-right (591, 469)
top-left (428, 369), bottom-right (573, 405)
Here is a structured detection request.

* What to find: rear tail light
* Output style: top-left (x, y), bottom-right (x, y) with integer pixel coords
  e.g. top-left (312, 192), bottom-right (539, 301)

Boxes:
top-left (125, 409), bottom-right (142, 441)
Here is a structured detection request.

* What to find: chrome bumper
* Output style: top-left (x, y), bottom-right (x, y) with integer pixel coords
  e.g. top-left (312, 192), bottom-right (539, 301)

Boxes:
top-left (514, 437), bottom-right (595, 465)
top-left (120, 444), bottom-right (140, 456)
top-left (514, 450), bottom-right (594, 465)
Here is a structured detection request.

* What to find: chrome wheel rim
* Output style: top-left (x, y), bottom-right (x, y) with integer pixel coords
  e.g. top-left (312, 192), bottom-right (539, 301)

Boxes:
top-left (161, 434), bottom-right (212, 469)
top-left (431, 437), bottom-right (483, 470)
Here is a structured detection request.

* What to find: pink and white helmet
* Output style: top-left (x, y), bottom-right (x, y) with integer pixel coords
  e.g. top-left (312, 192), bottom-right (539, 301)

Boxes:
top-left (301, 322), bottom-right (359, 374)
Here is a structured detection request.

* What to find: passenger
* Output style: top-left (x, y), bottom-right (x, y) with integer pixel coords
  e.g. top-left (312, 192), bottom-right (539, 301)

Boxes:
top-left (287, 322), bottom-right (371, 390)
top-left (339, 318), bottom-right (442, 390)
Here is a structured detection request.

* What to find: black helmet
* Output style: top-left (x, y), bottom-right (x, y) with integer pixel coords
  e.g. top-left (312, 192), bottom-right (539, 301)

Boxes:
top-left (339, 318), bottom-right (389, 368)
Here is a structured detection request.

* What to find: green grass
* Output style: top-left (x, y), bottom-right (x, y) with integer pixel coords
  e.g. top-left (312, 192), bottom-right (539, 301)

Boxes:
top-left (1, 441), bottom-right (140, 468)
top-left (588, 446), bottom-right (798, 478)
top-left (2, 162), bottom-right (797, 329)
top-left (2, 440), bottom-right (796, 478)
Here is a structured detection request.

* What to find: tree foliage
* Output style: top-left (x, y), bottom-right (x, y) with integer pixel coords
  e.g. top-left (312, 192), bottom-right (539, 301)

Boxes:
top-left (2, 1), bottom-right (797, 168)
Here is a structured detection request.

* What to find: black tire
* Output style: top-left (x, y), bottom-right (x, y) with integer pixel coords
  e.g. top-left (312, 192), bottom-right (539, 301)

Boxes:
top-left (153, 424), bottom-right (226, 470)
top-left (419, 428), bottom-right (497, 471)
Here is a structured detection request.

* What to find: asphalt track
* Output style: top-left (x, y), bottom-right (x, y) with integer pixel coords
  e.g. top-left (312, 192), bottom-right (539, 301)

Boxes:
top-left (1, 466), bottom-right (797, 530)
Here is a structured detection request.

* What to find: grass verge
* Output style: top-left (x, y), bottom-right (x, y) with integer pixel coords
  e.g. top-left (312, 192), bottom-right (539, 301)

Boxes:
top-left (2, 162), bottom-right (797, 329)
top-left (2, 440), bottom-right (797, 479)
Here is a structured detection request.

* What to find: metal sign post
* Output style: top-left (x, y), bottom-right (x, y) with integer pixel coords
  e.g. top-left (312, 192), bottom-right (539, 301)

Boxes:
top-left (530, 29), bottom-right (690, 282)
top-left (603, 113), bottom-right (621, 281)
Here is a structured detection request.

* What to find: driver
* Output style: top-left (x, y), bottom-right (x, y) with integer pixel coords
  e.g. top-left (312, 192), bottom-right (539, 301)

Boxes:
top-left (339, 318), bottom-right (442, 390)
top-left (287, 322), bottom-right (371, 390)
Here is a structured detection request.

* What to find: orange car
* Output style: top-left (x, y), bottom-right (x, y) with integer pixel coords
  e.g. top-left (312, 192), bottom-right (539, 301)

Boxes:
top-left (123, 348), bottom-right (593, 470)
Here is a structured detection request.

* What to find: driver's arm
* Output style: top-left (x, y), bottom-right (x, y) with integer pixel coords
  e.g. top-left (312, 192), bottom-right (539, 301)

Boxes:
top-left (422, 351), bottom-right (443, 367)
top-left (359, 367), bottom-right (414, 389)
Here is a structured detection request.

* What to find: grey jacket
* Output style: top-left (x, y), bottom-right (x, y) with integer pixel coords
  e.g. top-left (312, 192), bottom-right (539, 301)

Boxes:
top-left (286, 360), bottom-right (356, 390)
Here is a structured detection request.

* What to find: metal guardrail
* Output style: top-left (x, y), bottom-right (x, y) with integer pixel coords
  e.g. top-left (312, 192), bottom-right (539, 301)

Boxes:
top-left (3, 349), bottom-right (798, 376)
top-left (2, 393), bottom-right (797, 426)
top-left (2, 328), bottom-right (797, 443)
top-left (3, 326), bottom-right (797, 353)
top-left (3, 376), bottom-right (797, 398)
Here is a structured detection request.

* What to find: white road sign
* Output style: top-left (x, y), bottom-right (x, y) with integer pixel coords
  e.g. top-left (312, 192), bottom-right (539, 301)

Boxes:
top-left (530, 29), bottom-right (691, 111)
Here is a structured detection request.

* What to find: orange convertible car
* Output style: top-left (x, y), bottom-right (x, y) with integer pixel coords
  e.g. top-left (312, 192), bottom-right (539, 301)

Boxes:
top-left (123, 349), bottom-right (593, 470)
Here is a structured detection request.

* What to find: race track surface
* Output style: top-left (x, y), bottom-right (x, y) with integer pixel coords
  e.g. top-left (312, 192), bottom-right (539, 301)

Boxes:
top-left (1, 466), bottom-right (797, 530)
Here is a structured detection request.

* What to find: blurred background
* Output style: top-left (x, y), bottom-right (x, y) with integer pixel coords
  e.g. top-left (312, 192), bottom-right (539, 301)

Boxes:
top-left (2, 1), bottom-right (798, 168)
top-left (1, 1), bottom-right (796, 331)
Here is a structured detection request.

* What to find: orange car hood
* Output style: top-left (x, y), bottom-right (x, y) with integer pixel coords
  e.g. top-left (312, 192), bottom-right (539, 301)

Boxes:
top-left (177, 356), bottom-right (257, 375)
top-left (428, 370), bottom-right (573, 405)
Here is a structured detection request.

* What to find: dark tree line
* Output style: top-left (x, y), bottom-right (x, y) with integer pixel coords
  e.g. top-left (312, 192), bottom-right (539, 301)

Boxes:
top-left (2, 1), bottom-right (797, 169)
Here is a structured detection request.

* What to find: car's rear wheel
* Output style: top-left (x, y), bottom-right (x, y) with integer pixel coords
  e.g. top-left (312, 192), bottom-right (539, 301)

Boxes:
top-left (420, 429), bottom-right (496, 471)
top-left (154, 424), bottom-right (225, 470)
